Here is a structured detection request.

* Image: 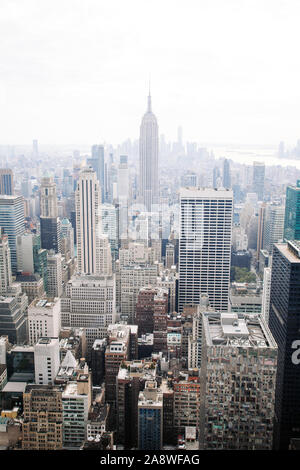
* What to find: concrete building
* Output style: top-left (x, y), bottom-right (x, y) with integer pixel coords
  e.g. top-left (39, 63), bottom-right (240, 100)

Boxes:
top-left (34, 337), bottom-right (60, 386)
top-left (46, 251), bottom-right (63, 298)
top-left (61, 274), bottom-right (116, 355)
top-left (0, 229), bottom-right (12, 295)
top-left (22, 384), bottom-right (63, 450)
top-left (199, 312), bottom-right (277, 449)
top-left (28, 298), bottom-right (61, 345)
top-left (178, 187), bottom-right (233, 313)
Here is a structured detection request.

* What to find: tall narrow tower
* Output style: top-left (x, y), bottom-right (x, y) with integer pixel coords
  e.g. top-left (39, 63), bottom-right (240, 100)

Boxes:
top-left (75, 168), bottom-right (101, 274)
top-left (139, 90), bottom-right (159, 212)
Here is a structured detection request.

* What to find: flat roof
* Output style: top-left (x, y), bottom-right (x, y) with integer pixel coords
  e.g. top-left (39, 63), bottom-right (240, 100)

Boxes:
top-left (2, 382), bottom-right (27, 393)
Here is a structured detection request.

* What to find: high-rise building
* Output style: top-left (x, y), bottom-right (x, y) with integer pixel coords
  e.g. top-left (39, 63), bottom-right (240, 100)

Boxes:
top-left (262, 266), bottom-right (271, 323)
top-left (263, 204), bottom-right (285, 254)
top-left (139, 92), bottom-right (159, 212)
top-left (0, 195), bottom-right (25, 274)
top-left (61, 274), bottom-right (116, 354)
top-left (268, 241), bottom-right (300, 449)
top-left (116, 359), bottom-right (157, 448)
top-left (34, 337), bottom-right (60, 386)
top-left (178, 187), bottom-right (233, 313)
top-left (284, 180), bottom-right (300, 241)
top-left (256, 203), bottom-right (266, 261)
top-left (120, 264), bottom-right (159, 323)
top-left (0, 228), bottom-right (12, 295)
top-left (75, 168), bottom-right (102, 274)
top-left (199, 312), bottom-right (277, 450)
top-left (28, 298), bottom-right (61, 345)
top-left (138, 380), bottom-right (163, 450)
top-left (60, 218), bottom-right (75, 260)
top-left (223, 159), bottom-right (231, 189)
top-left (0, 169), bottom-right (14, 195)
top-left (87, 144), bottom-right (105, 201)
top-left (40, 176), bottom-right (61, 253)
top-left (46, 251), bottom-right (63, 298)
top-left (22, 384), bottom-right (63, 450)
top-left (252, 162), bottom-right (265, 201)
top-left (0, 296), bottom-right (27, 344)
top-left (165, 243), bottom-right (175, 269)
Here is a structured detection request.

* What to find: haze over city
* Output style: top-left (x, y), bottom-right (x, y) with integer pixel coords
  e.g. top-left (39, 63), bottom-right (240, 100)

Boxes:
top-left (1, 0), bottom-right (300, 146)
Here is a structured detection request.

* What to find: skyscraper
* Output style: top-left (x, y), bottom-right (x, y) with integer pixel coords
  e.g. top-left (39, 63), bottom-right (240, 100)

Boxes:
top-left (178, 187), bottom-right (233, 313)
top-left (0, 228), bottom-right (12, 295)
top-left (268, 240), bottom-right (300, 449)
top-left (0, 195), bottom-right (25, 274)
top-left (139, 91), bottom-right (159, 212)
top-left (87, 145), bottom-right (105, 201)
top-left (0, 169), bottom-right (14, 195)
top-left (75, 168), bottom-right (101, 274)
top-left (223, 159), bottom-right (231, 188)
top-left (40, 176), bottom-right (61, 253)
top-left (283, 180), bottom-right (300, 241)
top-left (252, 161), bottom-right (265, 201)
top-left (263, 204), bottom-right (285, 253)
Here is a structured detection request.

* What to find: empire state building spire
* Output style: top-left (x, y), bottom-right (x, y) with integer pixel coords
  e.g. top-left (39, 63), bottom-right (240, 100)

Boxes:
top-left (139, 90), bottom-right (159, 212)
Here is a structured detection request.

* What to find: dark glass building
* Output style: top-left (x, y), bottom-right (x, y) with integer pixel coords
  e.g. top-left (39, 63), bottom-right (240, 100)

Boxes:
top-left (269, 240), bottom-right (300, 449)
top-left (284, 180), bottom-right (300, 241)
top-left (40, 217), bottom-right (61, 253)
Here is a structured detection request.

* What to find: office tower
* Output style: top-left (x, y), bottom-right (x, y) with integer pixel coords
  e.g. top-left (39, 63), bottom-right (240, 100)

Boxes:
top-left (157, 269), bottom-right (177, 313)
top-left (116, 359), bottom-right (157, 448)
top-left (139, 91), bottom-right (159, 212)
top-left (0, 229), bottom-right (12, 295)
top-left (105, 324), bottom-right (131, 408)
top-left (263, 204), bottom-right (285, 253)
top-left (178, 188), bottom-right (233, 313)
top-left (138, 380), bottom-right (163, 450)
top-left (0, 296), bottom-right (27, 344)
top-left (46, 251), bottom-right (63, 298)
top-left (173, 372), bottom-right (201, 435)
top-left (102, 203), bottom-right (119, 262)
top-left (136, 287), bottom-right (158, 336)
top-left (120, 264), bottom-right (159, 323)
top-left (284, 180), bottom-right (300, 240)
top-left (187, 295), bottom-right (212, 369)
top-left (0, 195), bottom-right (25, 275)
top-left (28, 298), bottom-right (61, 345)
top-left (91, 338), bottom-right (106, 386)
top-left (60, 218), bottom-right (75, 260)
top-left (0, 169), bottom-right (14, 195)
top-left (199, 312), bottom-right (277, 450)
top-left (16, 233), bottom-right (48, 290)
top-left (62, 364), bottom-right (91, 448)
top-left (262, 266), bottom-right (271, 323)
top-left (165, 243), bottom-right (175, 269)
top-left (256, 203), bottom-right (266, 261)
top-left (223, 159), bottom-right (231, 188)
top-left (75, 167), bottom-right (102, 274)
top-left (34, 337), bottom-right (60, 385)
top-left (90, 144), bottom-right (105, 198)
top-left (40, 176), bottom-right (61, 253)
top-left (22, 385), bottom-right (63, 450)
top-left (212, 167), bottom-right (221, 188)
top-left (268, 241), bottom-right (300, 449)
top-left (15, 272), bottom-right (45, 304)
top-left (61, 274), bottom-right (116, 354)
top-left (252, 161), bottom-right (265, 201)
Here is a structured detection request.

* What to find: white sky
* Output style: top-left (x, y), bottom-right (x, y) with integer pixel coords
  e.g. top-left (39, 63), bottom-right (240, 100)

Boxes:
top-left (1, 0), bottom-right (300, 146)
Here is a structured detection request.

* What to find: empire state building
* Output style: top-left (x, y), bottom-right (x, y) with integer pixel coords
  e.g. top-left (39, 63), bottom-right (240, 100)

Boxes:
top-left (139, 92), bottom-right (159, 212)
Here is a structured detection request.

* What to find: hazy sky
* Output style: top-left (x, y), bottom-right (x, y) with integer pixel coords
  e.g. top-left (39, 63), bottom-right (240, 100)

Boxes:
top-left (1, 0), bottom-right (300, 146)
